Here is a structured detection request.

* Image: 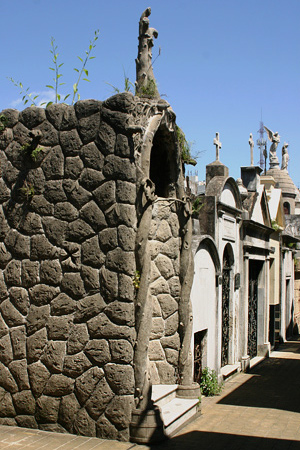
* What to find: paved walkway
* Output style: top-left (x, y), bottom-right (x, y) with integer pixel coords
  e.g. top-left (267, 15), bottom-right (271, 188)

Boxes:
top-left (1, 339), bottom-right (300, 449)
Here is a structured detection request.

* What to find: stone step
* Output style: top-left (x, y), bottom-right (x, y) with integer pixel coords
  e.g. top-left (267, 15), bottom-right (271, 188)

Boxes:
top-left (152, 384), bottom-right (177, 408)
top-left (151, 385), bottom-right (200, 437)
top-left (160, 397), bottom-right (200, 437)
top-left (220, 363), bottom-right (240, 380)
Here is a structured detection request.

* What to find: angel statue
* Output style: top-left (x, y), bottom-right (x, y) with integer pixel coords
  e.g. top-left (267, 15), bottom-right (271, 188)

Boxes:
top-left (264, 126), bottom-right (280, 167)
top-left (281, 143), bottom-right (289, 171)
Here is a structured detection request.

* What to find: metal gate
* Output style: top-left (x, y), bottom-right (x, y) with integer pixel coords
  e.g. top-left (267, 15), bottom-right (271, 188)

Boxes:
top-left (221, 251), bottom-right (231, 367)
top-left (248, 261), bottom-right (261, 359)
top-left (193, 330), bottom-right (207, 384)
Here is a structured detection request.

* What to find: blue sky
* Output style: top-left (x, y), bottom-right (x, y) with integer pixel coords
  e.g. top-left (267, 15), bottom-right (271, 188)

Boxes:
top-left (1, 0), bottom-right (300, 185)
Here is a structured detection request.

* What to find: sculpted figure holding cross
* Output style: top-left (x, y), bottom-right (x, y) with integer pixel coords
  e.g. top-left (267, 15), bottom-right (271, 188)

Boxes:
top-left (214, 132), bottom-right (222, 161)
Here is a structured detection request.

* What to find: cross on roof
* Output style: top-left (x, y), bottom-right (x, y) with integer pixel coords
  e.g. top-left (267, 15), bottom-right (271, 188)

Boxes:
top-left (213, 132), bottom-right (222, 161)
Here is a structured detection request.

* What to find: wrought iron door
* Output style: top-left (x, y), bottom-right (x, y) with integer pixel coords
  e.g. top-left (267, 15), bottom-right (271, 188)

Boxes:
top-left (221, 252), bottom-right (231, 367)
top-left (248, 262), bottom-right (260, 359)
top-left (194, 332), bottom-right (202, 384)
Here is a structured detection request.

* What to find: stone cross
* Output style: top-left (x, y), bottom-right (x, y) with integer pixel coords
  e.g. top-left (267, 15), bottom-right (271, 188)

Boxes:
top-left (249, 133), bottom-right (254, 166)
top-left (213, 132), bottom-right (222, 161)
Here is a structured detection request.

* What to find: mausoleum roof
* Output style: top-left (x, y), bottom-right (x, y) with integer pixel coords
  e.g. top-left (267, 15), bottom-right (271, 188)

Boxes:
top-left (266, 167), bottom-right (297, 198)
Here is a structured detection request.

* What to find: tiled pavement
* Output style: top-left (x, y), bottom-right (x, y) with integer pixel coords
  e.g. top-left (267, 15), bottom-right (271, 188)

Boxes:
top-left (1, 339), bottom-right (300, 449)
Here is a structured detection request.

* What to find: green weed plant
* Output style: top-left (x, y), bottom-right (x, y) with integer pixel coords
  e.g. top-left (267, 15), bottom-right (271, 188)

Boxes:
top-left (200, 367), bottom-right (223, 397)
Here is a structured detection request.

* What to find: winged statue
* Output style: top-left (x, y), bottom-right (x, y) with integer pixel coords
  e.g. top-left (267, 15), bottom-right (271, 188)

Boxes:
top-left (264, 126), bottom-right (280, 161)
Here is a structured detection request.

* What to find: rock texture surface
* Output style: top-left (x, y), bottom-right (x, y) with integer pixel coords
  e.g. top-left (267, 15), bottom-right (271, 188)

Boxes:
top-left (0, 97), bottom-right (137, 440)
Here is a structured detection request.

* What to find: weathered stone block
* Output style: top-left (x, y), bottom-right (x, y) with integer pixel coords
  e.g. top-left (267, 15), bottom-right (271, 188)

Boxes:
top-left (67, 184), bottom-right (92, 210)
top-left (61, 273), bottom-right (85, 299)
top-left (44, 180), bottom-right (68, 203)
top-left (81, 265), bottom-right (100, 291)
top-left (74, 293), bottom-right (106, 323)
top-left (99, 267), bottom-right (118, 301)
top-left (60, 242), bottom-right (81, 272)
top-left (28, 361), bottom-right (50, 398)
top-left (63, 352), bottom-right (92, 378)
top-left (41, 341), bottom-right (66, 374)
top-left (54, 202), bottom-right (78, 222)
top-left (115, 180), bottom-right (136, 204)
top-left (104, 363), bottom-right (134, 395)
top-left (119, 204), bottom-right (136, 228)
top-left (41, 145), bottom-right (64, 180)
top-left (31, 234), bottom-right (60, 260)
top-left (73, 407), bottom-right (96, 437)
top-left (19, 106), bottom-right (46, 129)
top-left (157, 294), bottom-right (178, 319)
top-left (103, 155), bottom-right (136, 182)
top-left (164, 348), bottom-right (179, 366)
top-left (21, 260), bottom-right (39, 288)
top-left (0, 179), bottom-right (11, 203)
top-left (60, 105), bottom-right (78, 131)
top-left (103, 92), bottom-right (135, 113)
top-left (8, 360), bottom-right (30, 390)
top-left (93, 180), bottom-right (116, 211)
top-left (88, 313), bottom-right (135, 344)
top-left (80, 201), bottom-right (107, 232)
top-left (118, 273), bottom-right (135, 302)
top-left (36, 395), bottom-right (60, 423)
top-left (43, 374), bottom-right (74, 397)
top-left (118, 225), bottom-right (135, 251)
top-left (5, 230), bottom-right (30, 259)
top-left (150, 317), bottom-right (165, 340)
top-left (12, 390), bottom-right (35, 415)
top-left (67, 323), bottom-right (89, 355)
top-left (58, 393), bottom-right (80, 433)
top-left (0, 334), bottom-right (13, 365)
top-left (115, 134), bottom-right (132, 158)
top-left (40, 260), bottom-right (62, 285)
top-left (105, 395), bottom-right (134, 430)
top-left (106, 248), bottom-right (135, 276)
top-left (59, 129), bottom-right (82, 155)
top-left (165, 312), bottom-right (179, 336)
top-left (85, 377), bottom-right (114, 420)
top-left (50, 293), bottom-right (77, 316)
top-left (30, 195), bottom-right (53, 216)
top-left (3, 260), bottom-right (21, 287)
top-left (45, 103), bottom-right (67, 130)
top-left (80, 142), bottom-right (104, 170)
top-left (0, 362), bottom-right (18, 393)
top-left (109, 340), bottom-right (133, 364)
top-left (37, 120), bottom-right (59, 147)
top-left (105, 301), bottom-right (134, 326)
top-left (96, 415), bottom-right (118, 440)
top-left (66, 219), bottom-right (94, 243)
top-left (80, 167), bottom-right (104, 191)
top-left (148, 340), bottom-right (165, 361)
top-left (43, 215), bottom-right (68, 246)
top-left (47, 316), bottom-right (70, 340)
top-left (26, 305), bottom-right (50, 335)
top-left (96, 121), bottom-right (116, 156)
top-left (0, 315), bottom-right (8, 339)
top-left (78, 113), bottom-right (101, 144)
top-left (168, 276), bottom-right (181, 298)
top-left (150, 277), bottom-right (170, 296)
top-left (15, 416), bottom-right (38, 429)
top-left (0, 391), bottom-right (16, 417)
top-left (65, 156), bottom-right (84, 180)
top-left (84, 340), bottom-right (110, 365)
top-left (75, 99), bottom-right (102, 118)
top-left (10, 326), bottom-right (26, 359)
top-left (75, 366), bottom-right (104, 405)
top-left (29, 284), bottom-right (59, 306)
top-left (156, 361), bottom-right (176, 384)
top-left (81, 236), bottom-right (104, 268)
top-left (99, 228), bottom-right (118, 252)
top-left (9, 287), bottom-right (29, 316)
top-left (0, 299), bottom-right (25, 327)
top-left (154, 254), bottom-right (175, 280)
top-left (0, 243), bottom-right (11, 269)
top-left (0, 271), bottom-right (8, 300)
top-left (160, 333), bottom-right (180, 350)
top-left (27, 327), bottom-right (47, 363)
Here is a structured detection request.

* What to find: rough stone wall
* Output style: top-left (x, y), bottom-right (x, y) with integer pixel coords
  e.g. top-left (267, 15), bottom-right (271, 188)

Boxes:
top-left (0, 95), bottom-right (138, 440)
top-left (148, 201), bottom-right (181, 384)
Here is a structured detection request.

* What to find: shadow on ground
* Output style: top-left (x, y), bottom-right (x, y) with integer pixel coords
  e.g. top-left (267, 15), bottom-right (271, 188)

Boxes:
top-left (217, 341), bottom-right (300, 413)
top-left (148, 430), bottom-right (300, 450)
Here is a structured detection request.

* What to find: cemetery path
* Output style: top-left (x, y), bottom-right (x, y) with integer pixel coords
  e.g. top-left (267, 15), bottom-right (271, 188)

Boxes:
top-left (0, 338), bottom-right (300, 450)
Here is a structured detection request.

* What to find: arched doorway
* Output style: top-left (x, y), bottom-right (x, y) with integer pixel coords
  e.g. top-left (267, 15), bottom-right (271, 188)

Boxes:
top-left (221, 244), bottom-right (234, 367)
